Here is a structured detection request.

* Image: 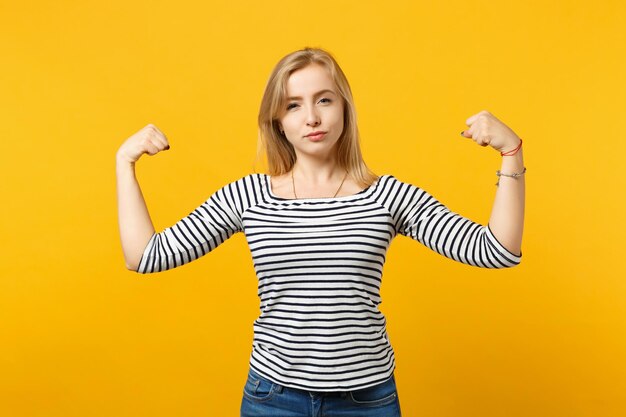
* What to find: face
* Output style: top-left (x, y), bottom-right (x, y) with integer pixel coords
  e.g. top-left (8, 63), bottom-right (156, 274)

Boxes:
top-left (277, 63), bottom-right (344, 160)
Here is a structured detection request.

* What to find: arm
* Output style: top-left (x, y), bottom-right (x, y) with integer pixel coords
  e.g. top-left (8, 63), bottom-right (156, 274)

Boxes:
top-left (461, 110), bottom-right (525, 257)
top-left (393, 177), bottom-right (521, 268)
top-left (116, 156), bottom-right (156, 271)
top-left (115, 124), bottom-right (243, 274)
top-left (488, 148), bottom-right (524, 256)
top-left (134, 183), bottom-right (242, 274)
top-left (116, 124), bottom-right (170, 271)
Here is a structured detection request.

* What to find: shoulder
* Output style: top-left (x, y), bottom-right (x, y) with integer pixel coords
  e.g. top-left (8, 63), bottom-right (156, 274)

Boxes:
top-left (209, 173), bottom-right (267, 198)
top-left (375, 174), bottom-right (432, 200)
top-left (207, 173), bottom-right (267, 211)
top-left (376, 173), bottom-right (411, 189)
top-left (226, 172), bottom-right (266, 186)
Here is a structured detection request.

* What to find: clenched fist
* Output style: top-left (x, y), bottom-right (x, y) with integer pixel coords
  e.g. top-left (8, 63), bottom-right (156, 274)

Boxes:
top-left (460, 110), bottom-right (521, 154)
top-left (116, 123), bottom-right (171, 164)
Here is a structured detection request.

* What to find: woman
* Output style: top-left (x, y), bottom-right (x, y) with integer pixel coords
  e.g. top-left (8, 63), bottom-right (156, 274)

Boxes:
top-left (116, 47), bottom-right (525, 417)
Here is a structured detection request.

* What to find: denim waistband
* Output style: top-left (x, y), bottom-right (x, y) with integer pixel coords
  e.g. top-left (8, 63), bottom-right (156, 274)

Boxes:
top-left (248, 367), bottom-right (394, 396)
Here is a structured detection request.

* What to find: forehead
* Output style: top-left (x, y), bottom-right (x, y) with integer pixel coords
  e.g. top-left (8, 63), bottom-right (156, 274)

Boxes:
top-left (286, 64), bottom-right (336, 95)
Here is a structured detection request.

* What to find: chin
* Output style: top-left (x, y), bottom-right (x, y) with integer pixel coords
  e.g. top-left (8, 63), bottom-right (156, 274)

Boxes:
top-left (298, 142), bottom-right (340, 156)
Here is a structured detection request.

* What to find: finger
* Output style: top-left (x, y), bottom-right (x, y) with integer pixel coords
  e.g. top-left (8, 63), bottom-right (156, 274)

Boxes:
top-left (471, 135), bottom-right (485, 147)
top-left (149, 124), bottom-right (168, 139)
top-left (147, 129), bottom-right (170, 150)
top-left (472, 131), bottom-right (483, 145)
top-left (479, 133), bottom-right (492, 146)
top-left (151, 126), bottom-right (170, 150)
top-left (465, 110), bottom-right (490, 126)
top-left (144, 140), bottom-right (161, 155)
top-left (461, 126), bottom-right (475, 138)
top-left (465, 113), bottom-right (480, 126)
top-left (153, 136), bottom-right (170, 150)
top-left (155, 138), bottom-right (170, 151)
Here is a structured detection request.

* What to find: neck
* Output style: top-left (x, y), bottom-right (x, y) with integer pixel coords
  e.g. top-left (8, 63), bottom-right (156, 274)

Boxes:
top-left (291, 156), bottom-right (344, 185)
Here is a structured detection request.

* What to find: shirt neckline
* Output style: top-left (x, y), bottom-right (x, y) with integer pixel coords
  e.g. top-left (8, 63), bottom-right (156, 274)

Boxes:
top-left (263, 173), bottom-right (382, 202)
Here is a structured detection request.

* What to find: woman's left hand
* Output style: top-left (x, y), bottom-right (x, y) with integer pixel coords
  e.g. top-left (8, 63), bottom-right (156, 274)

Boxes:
top-left (460, 110), bottom-right (521, 153)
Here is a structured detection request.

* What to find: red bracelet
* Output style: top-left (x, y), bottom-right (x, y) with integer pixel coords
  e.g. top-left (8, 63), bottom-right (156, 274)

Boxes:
top-left (501, 139), bottom-right (523, 156)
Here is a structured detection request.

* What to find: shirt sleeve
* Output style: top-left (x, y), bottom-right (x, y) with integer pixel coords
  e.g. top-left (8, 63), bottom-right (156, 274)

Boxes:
top-left (136, 180), bottom-right (243, 274)
top-left (390, 176), bottom-right (521, 268)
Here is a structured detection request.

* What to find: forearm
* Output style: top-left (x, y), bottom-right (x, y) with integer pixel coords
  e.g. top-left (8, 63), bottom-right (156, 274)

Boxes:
top-left (488, 148), bottom-right (525, 256)
top-left (116, 153), bottom-right (156, 270)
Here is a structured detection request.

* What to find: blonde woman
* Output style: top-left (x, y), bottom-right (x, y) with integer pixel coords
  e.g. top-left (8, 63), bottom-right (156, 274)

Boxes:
top-left (116, 47), bottom-right (525, 417)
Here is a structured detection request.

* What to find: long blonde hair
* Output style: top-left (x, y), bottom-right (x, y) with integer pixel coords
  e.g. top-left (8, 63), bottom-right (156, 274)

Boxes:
top-left (254, 47), bottom-right (378, 188)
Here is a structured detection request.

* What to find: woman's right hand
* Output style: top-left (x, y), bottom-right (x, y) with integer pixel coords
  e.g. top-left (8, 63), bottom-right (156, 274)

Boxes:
top-left (117, 123), bottom-right (171, 164)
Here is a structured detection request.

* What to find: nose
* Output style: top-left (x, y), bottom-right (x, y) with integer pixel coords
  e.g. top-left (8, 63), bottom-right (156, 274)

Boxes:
top-left (306, 106), bottom-right (321, 127)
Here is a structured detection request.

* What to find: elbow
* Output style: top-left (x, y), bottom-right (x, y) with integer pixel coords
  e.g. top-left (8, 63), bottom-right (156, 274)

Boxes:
top-left (501, 254), bottom-right (522, 269)
top-left (500, 242), bottom-right (521, 259)
top-left (123, 246), bottom-right (151, 272)
top-left (122, 254), bottom-right (141, 273)
top-left (505, 260), bottom-right (521, 269)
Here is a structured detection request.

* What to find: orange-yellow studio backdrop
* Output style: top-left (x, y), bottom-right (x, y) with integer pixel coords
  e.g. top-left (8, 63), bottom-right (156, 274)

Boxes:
top-left (1, 0), bottom-right (625, 416)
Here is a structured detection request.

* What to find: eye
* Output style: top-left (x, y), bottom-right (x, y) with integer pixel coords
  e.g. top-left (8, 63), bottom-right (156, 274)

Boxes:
top-left (319, 98), bottom-right (332, 104)
top-left (286, 103), bottom-right (298, 110)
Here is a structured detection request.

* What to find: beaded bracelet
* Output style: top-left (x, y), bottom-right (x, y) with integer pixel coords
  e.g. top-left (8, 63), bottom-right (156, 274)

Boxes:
top-left (501, 139), bottom-right (523, 156)
top-left (496, 167), bottom-right (526, 186)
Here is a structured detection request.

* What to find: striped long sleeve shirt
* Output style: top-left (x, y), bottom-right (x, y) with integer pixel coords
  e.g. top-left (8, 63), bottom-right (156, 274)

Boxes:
top-left (136, 173), bottom-right (521, 391)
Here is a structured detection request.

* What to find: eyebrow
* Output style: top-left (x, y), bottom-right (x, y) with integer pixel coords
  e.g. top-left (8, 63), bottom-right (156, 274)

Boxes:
top-left (287, 89), bottom-right (337, 101)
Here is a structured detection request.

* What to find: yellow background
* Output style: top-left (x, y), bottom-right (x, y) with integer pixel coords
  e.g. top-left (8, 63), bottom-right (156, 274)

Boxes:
top-left (2, 0), bottom-right (625, 416)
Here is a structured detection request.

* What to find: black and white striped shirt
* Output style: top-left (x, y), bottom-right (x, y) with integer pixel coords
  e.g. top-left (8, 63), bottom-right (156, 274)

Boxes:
top-left (137, 173), bottom-right (521, 391)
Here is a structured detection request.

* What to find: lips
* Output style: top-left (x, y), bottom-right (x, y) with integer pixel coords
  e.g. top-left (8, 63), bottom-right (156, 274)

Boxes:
top-left (306, 131), bottom-right (327, 140)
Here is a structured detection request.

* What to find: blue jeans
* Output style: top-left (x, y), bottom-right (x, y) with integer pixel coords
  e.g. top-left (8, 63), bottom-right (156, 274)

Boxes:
top-left (240, 368), bottom-right (402, 417)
